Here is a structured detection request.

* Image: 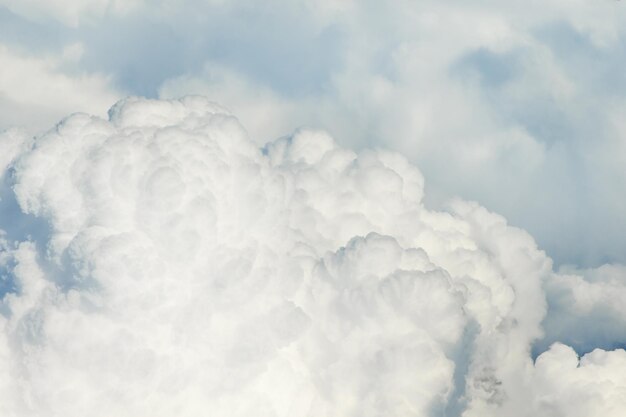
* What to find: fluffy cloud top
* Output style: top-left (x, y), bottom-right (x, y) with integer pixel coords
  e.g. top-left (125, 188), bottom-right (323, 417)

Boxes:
top-left (2, 1), bottom-right (626, 266)
top-left (0, 97), bottom-right (624, 416)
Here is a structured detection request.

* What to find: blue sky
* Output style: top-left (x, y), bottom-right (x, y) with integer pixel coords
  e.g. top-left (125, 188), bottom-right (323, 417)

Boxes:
top-left (1, 0), bottom-right (626, 267)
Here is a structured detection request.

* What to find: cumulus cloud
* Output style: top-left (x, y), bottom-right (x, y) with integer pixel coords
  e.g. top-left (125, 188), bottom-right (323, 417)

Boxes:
top-left (535, 264), bottom-right (626, 356)
top-left (0, 97), bottom-right (624, 416)
top-left (3, 0), bottom-right (626, 266)
top-left (155, 0), bottom-right (626, 267)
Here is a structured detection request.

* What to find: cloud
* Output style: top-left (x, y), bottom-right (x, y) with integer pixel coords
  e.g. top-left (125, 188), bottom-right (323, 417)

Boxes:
top-left (0, 0), bottom-right (143, 26)
top-left (154, 0), bottom-right (626, 267)
top-left (2, 0), bottom-right (626, 267)
top-left (535, 264), bottom-right (626, 357)
top-left (0, 42), bottom-right (122, 134)
top-left (0, 97), bottom-right (624, 416)
top-left (523, 343), bottom-right (626, 417)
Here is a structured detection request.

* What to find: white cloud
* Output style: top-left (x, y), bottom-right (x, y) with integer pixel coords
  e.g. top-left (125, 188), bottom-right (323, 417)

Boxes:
top-left (3, 0), bottom-right (625, 266)
top-left (159, 64), bottom-right (302, 144)
top-left (2, 1), bottom-right (626, 414)
top-left (1, 97), bottom-right (624, 416)
top-left (154, 0), bottom-right (626, 267)
top-left (521, 343), bottom-right (626, 417)
top-left (0, 43), bottom-right (122, 135)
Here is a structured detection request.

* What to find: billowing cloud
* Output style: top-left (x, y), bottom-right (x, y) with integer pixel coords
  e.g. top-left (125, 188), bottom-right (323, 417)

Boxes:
top-left (156, 0), bottom-right (626, 267)
top-left (2, 1), bottom-right (626, 266)
top-left (0, 97), bottom-right (624, 416)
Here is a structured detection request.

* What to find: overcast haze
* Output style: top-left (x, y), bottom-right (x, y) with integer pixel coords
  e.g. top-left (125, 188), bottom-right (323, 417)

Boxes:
top-left (1, 1), bottom-right (626, 416)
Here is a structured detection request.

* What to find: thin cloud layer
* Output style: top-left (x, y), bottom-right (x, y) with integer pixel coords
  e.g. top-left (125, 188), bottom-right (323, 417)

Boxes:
top-left (0, 97), bottom-right (624, 416)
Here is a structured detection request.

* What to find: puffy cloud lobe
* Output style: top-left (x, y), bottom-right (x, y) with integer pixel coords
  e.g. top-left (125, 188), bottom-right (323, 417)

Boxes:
top-left (535, 264), bottom-right (626, 356)
top-left (525, 344), bottom-right (626, 417)
top-left (0, 97), bottom-right (624, 416)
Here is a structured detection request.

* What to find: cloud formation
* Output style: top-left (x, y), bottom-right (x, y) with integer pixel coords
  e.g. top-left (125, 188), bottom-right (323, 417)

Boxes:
top-left (2, 1), bottom-right (626, 266)
top-left (0, 42), bottom-right (120, 134)
top-left (0, 97), bottom-right (624, 416)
